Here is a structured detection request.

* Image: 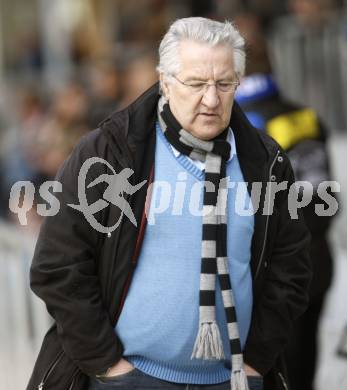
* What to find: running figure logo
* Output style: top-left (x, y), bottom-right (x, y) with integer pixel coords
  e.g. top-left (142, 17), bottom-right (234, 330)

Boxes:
top-left (68, 157), bottom-right (147, 233)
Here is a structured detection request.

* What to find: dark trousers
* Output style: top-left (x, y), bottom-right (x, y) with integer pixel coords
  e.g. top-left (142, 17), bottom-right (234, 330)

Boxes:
top-left (88, 368), bottom-right (263, 390)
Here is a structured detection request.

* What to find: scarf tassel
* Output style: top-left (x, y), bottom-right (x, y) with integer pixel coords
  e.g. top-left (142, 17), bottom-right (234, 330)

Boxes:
top-left (191, 322), bottom-right (225, 360)
top-left (231, 369), bottom-right (250, 390)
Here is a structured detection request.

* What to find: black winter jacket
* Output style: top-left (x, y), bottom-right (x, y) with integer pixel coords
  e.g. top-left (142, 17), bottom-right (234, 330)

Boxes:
top-left (28, 83), bottom-right (311, 390)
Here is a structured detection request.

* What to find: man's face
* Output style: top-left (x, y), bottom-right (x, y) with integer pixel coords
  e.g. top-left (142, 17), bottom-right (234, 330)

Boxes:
top-left (161, 40), bottom-right (237, 141)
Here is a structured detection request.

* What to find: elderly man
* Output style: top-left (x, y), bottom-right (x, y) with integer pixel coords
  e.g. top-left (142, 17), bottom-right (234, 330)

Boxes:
top-left (27, 17), bottom-right (311, 390)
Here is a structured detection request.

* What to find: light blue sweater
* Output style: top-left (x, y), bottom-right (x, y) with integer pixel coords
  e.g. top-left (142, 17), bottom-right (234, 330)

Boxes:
top-left (115, 123), bottom-right (254, 384)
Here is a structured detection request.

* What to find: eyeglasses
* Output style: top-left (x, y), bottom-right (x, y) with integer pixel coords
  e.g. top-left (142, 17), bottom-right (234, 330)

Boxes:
top-left (171, 75), bottom-right (240, 94)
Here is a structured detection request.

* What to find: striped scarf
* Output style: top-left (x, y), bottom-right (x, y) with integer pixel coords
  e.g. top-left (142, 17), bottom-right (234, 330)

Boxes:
top-left (157, 96), bottom-right (249, 390)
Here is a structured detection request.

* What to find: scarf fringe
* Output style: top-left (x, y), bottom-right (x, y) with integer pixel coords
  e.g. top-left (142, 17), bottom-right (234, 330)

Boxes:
top-left (191, 322), bottom-right (225, 360)
top-left (231, 369), bottom-right (250, 390)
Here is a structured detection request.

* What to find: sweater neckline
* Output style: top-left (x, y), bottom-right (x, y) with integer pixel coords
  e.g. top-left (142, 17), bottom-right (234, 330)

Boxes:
top-left (156, 122), bottom-right (205, 181)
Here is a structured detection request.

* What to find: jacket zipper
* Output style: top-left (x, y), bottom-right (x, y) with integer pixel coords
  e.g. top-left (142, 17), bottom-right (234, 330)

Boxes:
top-left (37, 351), bottom-right (64, 390)
top-left (103, 179), bottom-right (130, 309)
top-left (112, 163), bottom-right (154, 324)
top-left (254, 150), bottom-right (280, 280)
top-left (278, 371), bottom-right (289, 390)
top-left (67, 370), bottom-right (79, 390)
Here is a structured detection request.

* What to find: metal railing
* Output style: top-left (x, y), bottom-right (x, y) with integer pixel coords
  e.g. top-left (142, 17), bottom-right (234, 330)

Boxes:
top-left (269, 12), bottom-right (347, 132)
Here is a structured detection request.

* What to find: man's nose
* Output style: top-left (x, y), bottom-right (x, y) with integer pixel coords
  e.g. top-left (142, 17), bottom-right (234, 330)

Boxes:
top-left (201, 85), bottom-right (219, 109)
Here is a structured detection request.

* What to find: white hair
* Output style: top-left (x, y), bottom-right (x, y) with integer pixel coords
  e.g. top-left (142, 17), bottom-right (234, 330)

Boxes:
top-left (157, 17), bottom-right (246, 81)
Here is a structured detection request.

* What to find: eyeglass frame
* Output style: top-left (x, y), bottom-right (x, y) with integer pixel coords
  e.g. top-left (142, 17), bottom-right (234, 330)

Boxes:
top-left (170, 74), bottom-right (240, 94)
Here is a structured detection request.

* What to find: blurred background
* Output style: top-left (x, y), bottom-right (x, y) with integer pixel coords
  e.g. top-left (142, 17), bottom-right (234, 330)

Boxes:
top-left (0, 0), bottom-right (346, 389)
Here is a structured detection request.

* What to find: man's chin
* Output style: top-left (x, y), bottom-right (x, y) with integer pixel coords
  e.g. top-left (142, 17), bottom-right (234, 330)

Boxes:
top-left (191, 126), bottom-right (224, 141)
top-left (185, 117), bottom-right (227, 140)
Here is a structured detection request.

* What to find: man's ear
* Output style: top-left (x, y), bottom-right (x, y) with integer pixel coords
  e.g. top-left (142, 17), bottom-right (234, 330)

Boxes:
top-left (160, 73), bottom-right (170, 100)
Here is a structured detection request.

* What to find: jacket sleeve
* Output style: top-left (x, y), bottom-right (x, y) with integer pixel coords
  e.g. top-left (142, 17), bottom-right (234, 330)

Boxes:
top-left (30, 131), bottom-right (124, 376)
top-left (243, 154), bottom-right (312, 375)
top-left (287, 136), bottom-right (337, 296)
top-left (287, 137), bottom-right (337, 235)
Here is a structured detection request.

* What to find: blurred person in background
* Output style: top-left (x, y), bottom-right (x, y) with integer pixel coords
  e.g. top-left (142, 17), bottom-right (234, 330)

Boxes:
top-left (0, 112), bottom-right (9, 219)
top-left (1, 82), bottom-right (90, 227)
top-left (27, 17), bottom-right (311, 390)
top-left (288, 0), bottom-right (338, 26)
top-left (0, 170), bottom-right (6, 219)
top-left (51, 82), bottom-right (90, 127)
top-left (9, 29), bottom-right (43, 75)
top-left (1, 87), bottom-right (47, 208)
top-left (32, 82), bottom-right (91, 207)
top-left (33, 118), bottom-right (89, 180)
top-left (116, 0), bottom-right (176, 43)
top-left (117, 48), bottom-right (159, 109)
top-left (234, 13), bottom-right (337, 390)
top-left (87, 60), bottom-right (122, 127)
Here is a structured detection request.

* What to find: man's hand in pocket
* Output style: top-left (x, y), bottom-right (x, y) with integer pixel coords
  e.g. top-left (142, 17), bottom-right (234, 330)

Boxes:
top-left (105, 358), bottom-right (134, 377)
top-left (244, 364), bottom-right (261, 377)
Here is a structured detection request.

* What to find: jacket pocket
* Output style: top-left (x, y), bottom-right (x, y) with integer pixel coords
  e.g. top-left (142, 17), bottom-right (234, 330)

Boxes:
top-left (27, 325), bottom-right (86, 390)
top-left (37, 349), bottom-right (79, 390)
top-left (67, 370), bottom-right (81, 390)
top-left (277, 372), bottom-right (289, 390)
top-left (263, 355), bottom-right (290, 390)
top-left (37, 351), bottom-right (64, 389)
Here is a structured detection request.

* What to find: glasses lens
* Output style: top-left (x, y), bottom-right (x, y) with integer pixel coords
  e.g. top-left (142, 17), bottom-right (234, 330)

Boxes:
top-left (217, 82), bottom-right (238, 92)
top-left (188, 82), bottom-right (206, 93)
